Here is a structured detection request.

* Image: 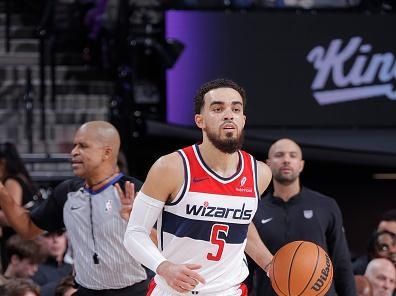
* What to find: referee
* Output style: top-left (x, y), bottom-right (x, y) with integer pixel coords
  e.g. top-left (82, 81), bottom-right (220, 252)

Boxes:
top-left (0, 121), bottom-right (149, 296)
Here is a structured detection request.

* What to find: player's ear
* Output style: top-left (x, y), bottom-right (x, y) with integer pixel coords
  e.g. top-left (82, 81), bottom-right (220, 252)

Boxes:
top-left (195, 114), bottom-right (203, 128)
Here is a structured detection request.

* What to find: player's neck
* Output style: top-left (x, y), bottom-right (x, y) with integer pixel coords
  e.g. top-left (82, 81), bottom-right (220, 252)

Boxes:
top-left (198, 143), bottom-right (240, 178)
top-left (273, 181), bottom-right (300, 202)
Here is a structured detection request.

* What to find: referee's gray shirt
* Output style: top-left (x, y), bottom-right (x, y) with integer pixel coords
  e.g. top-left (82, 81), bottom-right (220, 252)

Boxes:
top-left (31, 173), bottom-right (147, 290)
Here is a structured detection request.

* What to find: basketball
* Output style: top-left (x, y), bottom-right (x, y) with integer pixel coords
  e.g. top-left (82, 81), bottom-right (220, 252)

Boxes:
top-left (270, 241), bottom-right (333, 296)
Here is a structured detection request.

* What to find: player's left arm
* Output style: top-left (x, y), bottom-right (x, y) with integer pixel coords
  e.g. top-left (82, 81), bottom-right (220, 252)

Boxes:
top-left (245, 223), bottom-right (273, 274)
top-left (245, 160), bottom-right (273, 273)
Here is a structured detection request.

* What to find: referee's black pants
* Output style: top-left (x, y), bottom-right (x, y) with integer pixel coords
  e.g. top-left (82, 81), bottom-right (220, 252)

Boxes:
top-left (75, 279), bottom-right (150, 296)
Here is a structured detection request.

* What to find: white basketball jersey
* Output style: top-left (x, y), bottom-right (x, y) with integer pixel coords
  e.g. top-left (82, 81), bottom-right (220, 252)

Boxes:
top-left (154, 144), bottom-right (259, 295)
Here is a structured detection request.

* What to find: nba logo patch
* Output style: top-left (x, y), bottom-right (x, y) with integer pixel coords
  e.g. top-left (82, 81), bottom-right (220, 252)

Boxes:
top-left (303, 210), bottom-right (313, 219)
top-left (105, 200), bottom-right (112, 212)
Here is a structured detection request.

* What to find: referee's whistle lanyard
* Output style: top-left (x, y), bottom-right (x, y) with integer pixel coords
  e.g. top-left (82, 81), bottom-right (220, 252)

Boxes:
top-left (85, 172), bottom-right (121, 265)
top-left (88, 195), bottom-right (100, 264)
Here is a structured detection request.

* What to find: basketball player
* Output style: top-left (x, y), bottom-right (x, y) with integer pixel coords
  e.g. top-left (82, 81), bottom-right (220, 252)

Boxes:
top-left (124, 79), bottom-right (273, 295)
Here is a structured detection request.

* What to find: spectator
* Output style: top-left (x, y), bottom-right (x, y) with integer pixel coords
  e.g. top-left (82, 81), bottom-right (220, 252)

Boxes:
top-left (364, 258), bottom-right (395, 296)
top-left (0, 278), bottom-right (40, 296)
top-left (0, 142), bottom-right (42, 270)
top-left (252, 138), bottom-right (356, 296)
top-left (378, 209), bottom-right (396, 234)
top-left (355, 275), bottom-right (373, 296)
top-left (0, 235), bottom-right (44, 285)
top-left (375, 230), bottom-right (396, 267)
top-left (55, 275), bottom-right (78, 296)
top-left (32, 230), bottom-right (73, 296)
top-left (353, 209), bottom-right (396, 274)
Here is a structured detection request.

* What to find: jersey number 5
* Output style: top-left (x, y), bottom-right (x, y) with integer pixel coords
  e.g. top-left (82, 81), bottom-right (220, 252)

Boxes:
top-left (207, 224), bottom-right (229, 261)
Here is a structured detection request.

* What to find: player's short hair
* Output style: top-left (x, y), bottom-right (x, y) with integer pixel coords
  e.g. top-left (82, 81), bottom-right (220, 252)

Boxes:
top-left (194, 78), bottom-right (247, 114)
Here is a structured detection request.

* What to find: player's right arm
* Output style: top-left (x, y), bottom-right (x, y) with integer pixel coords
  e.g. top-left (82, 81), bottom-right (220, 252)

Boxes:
top-left (0, 182), bottom-right (43, 239)
top-left (124, 152), bottom-right (205, 293)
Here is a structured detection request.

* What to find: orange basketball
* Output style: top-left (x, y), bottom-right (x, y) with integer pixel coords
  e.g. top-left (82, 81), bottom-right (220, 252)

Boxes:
top-left (270, 241), bottom-right (333, 296)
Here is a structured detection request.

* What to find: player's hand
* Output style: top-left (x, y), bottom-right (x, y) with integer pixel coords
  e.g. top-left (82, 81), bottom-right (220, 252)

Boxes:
top-left (156, 261), bottom-right (206, 293)
top-left (265, 260), bottom-right (273, 279)
top-left (114, 181), bottom-right (135, 221)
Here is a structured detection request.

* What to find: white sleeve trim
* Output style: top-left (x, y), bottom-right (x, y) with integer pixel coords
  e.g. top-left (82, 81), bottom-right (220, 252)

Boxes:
top-left (123, 191), bottom-right (167, 272)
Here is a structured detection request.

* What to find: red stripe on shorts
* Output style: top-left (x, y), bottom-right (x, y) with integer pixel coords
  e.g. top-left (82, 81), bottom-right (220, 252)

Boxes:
top-left (146, 279), bottom-right (156, 296)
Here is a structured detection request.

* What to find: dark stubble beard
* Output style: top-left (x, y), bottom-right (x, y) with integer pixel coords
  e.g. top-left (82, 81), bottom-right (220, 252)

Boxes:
top-left (206, 129), bottom-right (244, 154)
